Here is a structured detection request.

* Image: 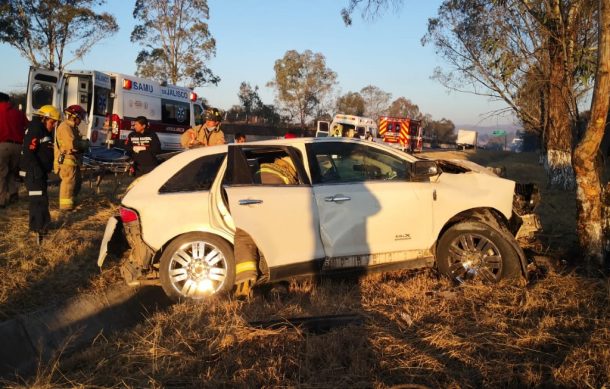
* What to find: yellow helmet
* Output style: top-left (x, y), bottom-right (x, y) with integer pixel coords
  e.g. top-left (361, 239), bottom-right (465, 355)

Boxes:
top-left (37, 105), bottom-right (61, 121)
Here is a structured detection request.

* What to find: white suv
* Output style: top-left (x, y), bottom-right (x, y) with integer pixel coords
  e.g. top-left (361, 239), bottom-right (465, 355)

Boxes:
top-left (99, 137), bottom-right (538, 301)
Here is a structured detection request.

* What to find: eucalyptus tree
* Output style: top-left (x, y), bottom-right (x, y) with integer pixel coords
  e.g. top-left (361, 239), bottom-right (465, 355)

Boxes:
top-left (267, 50), bottom-right (337, 127)
top-left (131, 0), bottom-right (219, 87)
top-left (0, 0), bottom-right (117, 71)
top-left (336, 91), bottom-right (366, 116)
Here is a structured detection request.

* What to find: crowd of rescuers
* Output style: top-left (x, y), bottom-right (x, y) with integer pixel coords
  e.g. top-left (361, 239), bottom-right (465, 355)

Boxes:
top-left (0, 91), bottom-right (90, 244)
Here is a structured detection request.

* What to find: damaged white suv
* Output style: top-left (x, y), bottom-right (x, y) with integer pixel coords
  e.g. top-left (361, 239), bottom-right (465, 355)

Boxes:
top-left (99, 137), bottom-right (539, 301)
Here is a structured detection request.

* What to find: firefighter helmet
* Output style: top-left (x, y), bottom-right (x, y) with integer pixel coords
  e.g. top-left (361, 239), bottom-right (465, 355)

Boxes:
top-left (204, 107), bottom-right (222, 122)
top-left (64, 105), bottom-right (87, 121)
top-left (36, 105), bottom-right (61, 121)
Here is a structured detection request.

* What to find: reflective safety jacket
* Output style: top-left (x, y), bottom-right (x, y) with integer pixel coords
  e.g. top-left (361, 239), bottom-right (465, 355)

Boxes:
top-left (180, 124), bottom-right (225, 149)
top-left (21, 121), bottom-right (54, 183)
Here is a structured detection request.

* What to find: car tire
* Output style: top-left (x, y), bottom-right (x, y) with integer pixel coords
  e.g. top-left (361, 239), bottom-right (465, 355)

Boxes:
top-left (436, 221), bottom-right (522, 283)
top-left (159, 232), bottom-right (235, 301)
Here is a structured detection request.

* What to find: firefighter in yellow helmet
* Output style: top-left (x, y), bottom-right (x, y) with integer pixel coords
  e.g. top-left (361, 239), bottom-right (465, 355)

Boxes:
top-left (234, 155), bottom-right (298, 298)
top-left (54, 105), bottom-right (88, 210)
top-left (180, 107), bottom-right (225, 149)
top-left (21, 105), bottom-right (60, 244)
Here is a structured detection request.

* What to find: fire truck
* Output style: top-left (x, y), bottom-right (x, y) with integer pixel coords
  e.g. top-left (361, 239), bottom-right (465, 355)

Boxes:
top-left (378, 116), bottom-right (423, 152)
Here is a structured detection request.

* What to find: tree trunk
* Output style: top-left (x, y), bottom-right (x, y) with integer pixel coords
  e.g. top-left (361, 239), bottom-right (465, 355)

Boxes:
top-left (572, 0), bottom-right (610, 266)
top-left (544, 1), bottom-right (576, 190)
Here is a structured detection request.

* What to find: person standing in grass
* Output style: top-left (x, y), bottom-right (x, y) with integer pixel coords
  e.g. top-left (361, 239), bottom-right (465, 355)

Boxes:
top-left (0, 92), bottom-right (28, 208)
top-left (125, 116), bottom-right (161, 177)
top-left (21, 105), bottom-right (60, 244)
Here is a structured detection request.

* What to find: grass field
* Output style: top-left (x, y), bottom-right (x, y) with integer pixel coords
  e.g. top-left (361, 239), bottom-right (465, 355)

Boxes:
top-left (1, 150), bottom-right (609, 387)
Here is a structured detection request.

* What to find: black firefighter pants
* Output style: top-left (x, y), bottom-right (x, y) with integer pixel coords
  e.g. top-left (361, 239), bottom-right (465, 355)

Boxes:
top-left (26, 175), bottom-right (50, 233)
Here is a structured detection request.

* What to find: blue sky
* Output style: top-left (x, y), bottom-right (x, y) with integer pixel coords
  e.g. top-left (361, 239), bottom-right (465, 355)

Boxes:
top-left (0, 0), bottom-right (514, 127)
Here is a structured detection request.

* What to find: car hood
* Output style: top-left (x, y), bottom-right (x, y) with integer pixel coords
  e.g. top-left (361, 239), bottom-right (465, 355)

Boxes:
top-left (434, 159), bottom-right (498, 176)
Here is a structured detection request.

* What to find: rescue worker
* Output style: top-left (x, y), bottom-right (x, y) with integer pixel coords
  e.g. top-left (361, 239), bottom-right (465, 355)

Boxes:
top-left (331, 123), bottom-right (343, 137)
top-left (235, 133), bottom-right (246, 143)
top-left (180, 107), bottom-right (225, 149)
top-left (21, 105), bottom-right (60, 244)
top-left (0, 92), bottom-right (28, 208)
top-left (125, 116), bottom-right (161, 177)
top-left (234, 155), bottom-right (298, 298)
top-left (54, 105), bottom-right (88, 211)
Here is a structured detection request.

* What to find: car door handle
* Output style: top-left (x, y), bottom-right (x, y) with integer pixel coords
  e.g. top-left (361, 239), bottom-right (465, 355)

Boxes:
top-left (239, 199), bottom-right (263, 205)
top-left (325, 195), bottom-right (351, 202)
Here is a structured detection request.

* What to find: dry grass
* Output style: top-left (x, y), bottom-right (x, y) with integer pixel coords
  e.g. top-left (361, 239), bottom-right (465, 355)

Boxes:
top-left (1, 150), bottom-right (609, 387)
top-left (0, 175), bottom-right (126, 320)
top-left (8, 272), bottom-right (610, 388)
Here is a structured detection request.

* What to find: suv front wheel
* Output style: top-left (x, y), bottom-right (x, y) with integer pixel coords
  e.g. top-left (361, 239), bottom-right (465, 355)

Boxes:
top-left (436, 221), bottom-right (522, 283)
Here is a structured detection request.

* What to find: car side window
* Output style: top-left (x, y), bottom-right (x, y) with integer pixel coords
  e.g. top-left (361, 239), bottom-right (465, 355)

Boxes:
top-left (242, 147), bottom-right (301, 186)
top-left (159, 153), bottom-right (226, 193)
top-left (309, 142), bottom-right (409, 184)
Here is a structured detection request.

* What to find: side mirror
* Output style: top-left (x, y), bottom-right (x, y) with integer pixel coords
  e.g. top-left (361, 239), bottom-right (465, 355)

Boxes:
top-left (412, 160), bottom-right (439, 178)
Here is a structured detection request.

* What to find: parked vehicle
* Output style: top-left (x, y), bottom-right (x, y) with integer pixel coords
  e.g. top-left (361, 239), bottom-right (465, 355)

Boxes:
top-left (26, 67), bottom-right (204, 151)
top-left (98, 137), bottom-right (539, 301)
top-left (378, 116), bottom-right (423, 152)
top-left (316, 114), bottom-right (377, 139)
top-left (456, 129), bottom-right (478, 150)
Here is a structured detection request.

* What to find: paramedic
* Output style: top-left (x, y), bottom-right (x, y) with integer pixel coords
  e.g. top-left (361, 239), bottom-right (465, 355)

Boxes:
top-left (125, 116), bottom-right (161, 177)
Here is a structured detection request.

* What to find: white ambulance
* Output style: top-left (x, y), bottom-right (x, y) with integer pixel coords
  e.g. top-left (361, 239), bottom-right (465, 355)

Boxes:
top-left (26, 67), bottom-right (204, 151)
top-left (315, 114), bottom-right (378, 139)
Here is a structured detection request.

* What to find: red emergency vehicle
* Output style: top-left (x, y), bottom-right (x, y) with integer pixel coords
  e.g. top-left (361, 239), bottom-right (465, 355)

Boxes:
top-left (378, 116), bottom-right (423, 152)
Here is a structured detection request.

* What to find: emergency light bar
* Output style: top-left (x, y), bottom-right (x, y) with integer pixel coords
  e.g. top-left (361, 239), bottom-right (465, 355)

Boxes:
top-left (190, 92), bottom-right (197, 102)
top-left (122, 79), bottom-right (132, 90)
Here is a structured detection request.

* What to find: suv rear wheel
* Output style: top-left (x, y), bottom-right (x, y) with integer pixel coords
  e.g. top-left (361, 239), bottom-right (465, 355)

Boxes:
top-left (159, 232), bottom-right (235, 301)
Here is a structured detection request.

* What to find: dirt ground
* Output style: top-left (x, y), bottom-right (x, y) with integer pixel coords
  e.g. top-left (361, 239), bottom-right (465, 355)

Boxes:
top-left (0, 150), bottom-right (609, 387)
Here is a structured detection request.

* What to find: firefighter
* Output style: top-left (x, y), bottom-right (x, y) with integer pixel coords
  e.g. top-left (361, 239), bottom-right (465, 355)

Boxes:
top-left (234, 155), bottom-right (298, 298)
top-left (331, 123), bottom-right (343, 137)
top-left (21, 105), bottom-right (60, 244)
top-left (180, 107), bottom-right (225, 149)
top-left (54, 105), bottom-right (88, 210)
top-left (125, 116), bottom-right (161, 177)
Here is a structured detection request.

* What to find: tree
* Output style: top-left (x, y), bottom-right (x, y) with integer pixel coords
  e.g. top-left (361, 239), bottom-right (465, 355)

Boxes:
top-left (572, 0), bottom-right (610, 265)
top-left (424, 118), bottom-right (456, 143)
top-left (336, 91), bottom-right (365, 115)
top-left (0, 0), bottom-right (118, 71)
top-left (267, 50), bottom-right (337, 127)
top-left (131, 0), bottom-right (219, 88)
top-left (238, 82), bottom-right (263, 123)
top-left (360, 85), bottom-right (391, 119)
top-left (387, 97), bottom-right (422, 118)
top-left (423, 0), bottom-right (597, 189)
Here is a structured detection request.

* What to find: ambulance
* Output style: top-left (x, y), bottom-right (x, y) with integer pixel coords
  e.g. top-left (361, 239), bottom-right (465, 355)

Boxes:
top-left (315, 114), bottom-right (378, 139)
top-left (378, 116), bottom-right (423, 152)
top-left (25, 67), bottom-right (204, 151)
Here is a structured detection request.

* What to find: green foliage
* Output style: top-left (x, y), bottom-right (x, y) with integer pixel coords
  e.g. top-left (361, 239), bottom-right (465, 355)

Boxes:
top-left (0, 0), bottom-right (117, 71)
top-left (387, 97), bottom-right (422, 119)
top-left (336, 92), bottom-right (365, 116)
top-left (360, 85), bottom-right (391, 119)
top-left (131, 0), bottom-right (219, 88)
top-left (423, 118), bottom-right (456, 143)
top-left (268, 50), bottom-right (337, 127)
top-left (238, 82), bottom-right (263, 120)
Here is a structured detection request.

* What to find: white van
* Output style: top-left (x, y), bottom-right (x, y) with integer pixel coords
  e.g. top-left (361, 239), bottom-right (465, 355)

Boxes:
top-left (26, 67), bottom-right (204, 151)
top-left (316, 114), bottom-right (378, 139)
